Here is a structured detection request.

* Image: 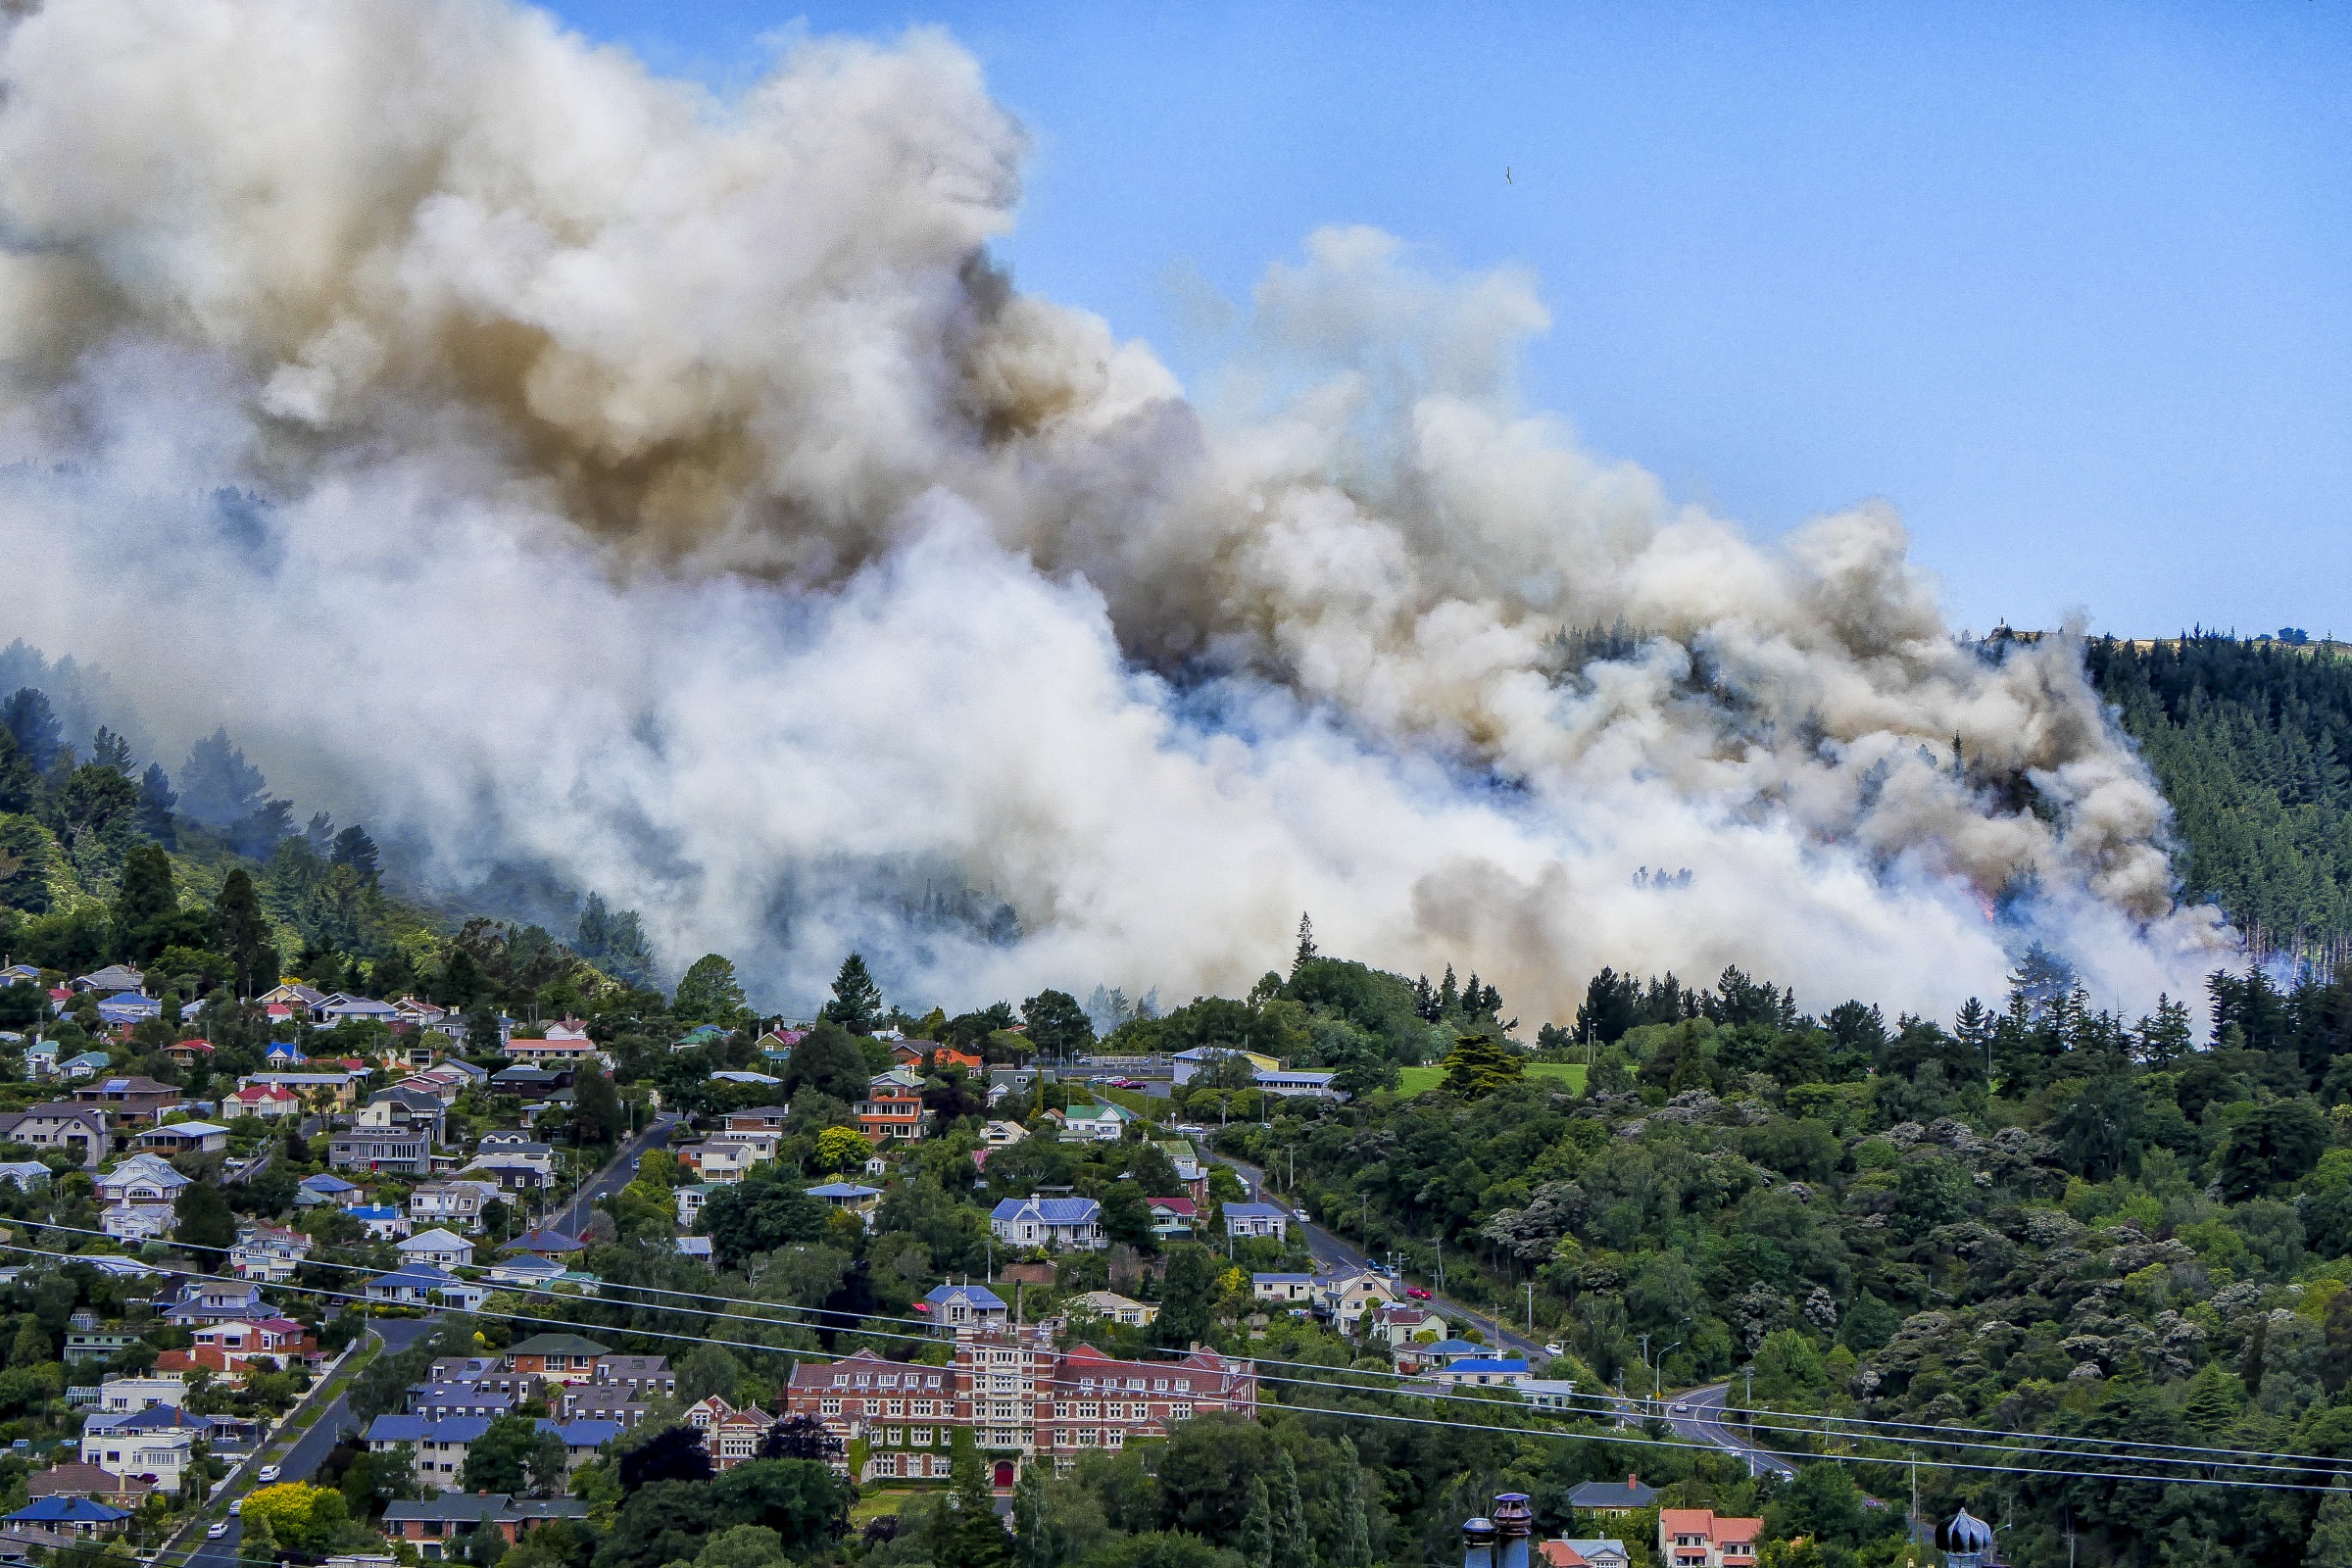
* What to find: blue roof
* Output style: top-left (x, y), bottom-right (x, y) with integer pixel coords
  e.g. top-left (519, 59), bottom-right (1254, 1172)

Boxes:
top-left (1448, 1359), bottom-right (1530, 1373)
top-left (1252, 1273), bottom-right (1314, 1284)
top-left (10, 1497), bottom-right (131, 1523)
top-left (350, 1205), bottom-right (403, 1221)
top-left (805, 1183), bottom-right (883, 1199)
top-left (990, 1197), bottom-right (1100, 1224)
top-left (1224, 1202), bottom-right (1288, 1218)
top-left (301, 1173), bottom-right (359, 1192)
top-left (368, 1414), bottom-right (491, 1444)
top-left (925, 1282), bottom-right (1007, 1309)
top-left (546, 1419), bottom-right (621, 1446)
top-left (370, 1263), bottom-right (455, 1288)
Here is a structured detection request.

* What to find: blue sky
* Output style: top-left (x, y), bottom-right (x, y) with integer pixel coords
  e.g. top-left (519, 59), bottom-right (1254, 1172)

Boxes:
top-left (545, 1), bottom-right (2351, 638)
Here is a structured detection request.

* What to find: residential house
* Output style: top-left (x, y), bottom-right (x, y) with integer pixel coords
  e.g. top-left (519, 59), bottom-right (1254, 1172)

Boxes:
top-left (504, 1333), bottom-right (609, 1384)
top-left (187, 1317), bottom-right (318, 1370)
top-left (0, 1104), bottom-right (110, 1166)
top-left (593, 1355), bottom-right (674, 1398)
top-left (394, 997), bottom-right (451, 1031)
top-left (1436, 1356), bottom-right (1529, 1390)
top-left (1564, 1476), bottom-right (1657, 1518)
top-left (475, 1131), bottom-right (555, 1165)
top-left (3, 1498), bottom-right (130, 1543)
top-left (351, 1203), bottom-right (414, 1240)
top-left (556, 1386), bottom-right (652, 1429)
top-left (1252, 1274), bottom-right (1315, 1305)
top-left (95, 1153), bottom-right (188, 1206)
top-left (989, 1196), bottom-right (1104, 1251)
top-left (1146, 1198), bottom-right (1196, 1240)
top-left (224, 1083), bottom-right (302, 1119)
top-left (409, 1180), bottom-right (501, 1232)
top-left (97, 1375), bottom-right (185, 1413)
top-left (367, 1415), bottom-right (491, 1491)
top-left (135, 1120), bottom-right (228, 1155)
top-left (94, 996), bottom-right (161, 1029)
top-left (25, 1464), bottom-right (152, 1507)
top-left (1657, 1511), bottom-right (1761, 1568)
top-left (381, 1495), bottom-right (590, 1561)
top-left (1066, 1291), bottom-right (1156, 1327)
top-left (63, 1331), bottom-right (141, 1365)
top-left (238, 1071), bottom-right (363, 1110)
top-left (981, 1120), bottom-right (1029, 1149)
top-left (160, 1280), bottom-right (266, 1326)
top-left (398, 1229), bottom-right (475, 1269)
top-left (1153, 1141), bottom-right (1205, 1185)
top-left (71, 1077), bottom-right (183, 1138)
top-left (229, 1220), bottom-right (314, 1283)
top-left (923, 1282), bottom-right (1008, 1331)
top-left (502, 1228), bottom-right (585, 1261)
top-left (296, 1172), bottom-right (362, 1208)
top-left (892, 1041), bottom-right (982, 1072)
top-left (1056, 1101), bottom-right (1134, 1141)
top-left (683, 1396), bottom-right (773, 1471)
top-left (1522, 1380), bottom-right (1585, 1414)
top-left (313, 994), bottom-right (402, 1028)
top-left (257, 983), bottom-right (328, 1011)
top-left (672, 1139), bottom-right (768, 1185)
top-left (1222, 1202), bottom-right (1290, 1240)
top-left (161, 1039), bottom-right (215, 1069)
top-left (483, 1254), bottom-right (568, 1291)
top-left (359, 1087), bottom-right (449, 1143)
top-left (366, 1263), bottom-right (471, 1308)
top-left (1369, 1304), bottom-right (1448, 1348)
top-left (674, 1184), bottom-right (713, 1226)
top-left (1540, 1544), bottom-right (1632, 1568)
top-left (722, 1106), bottom-right (789, 1134)
top-left (856, 1070), bottom-right (932, 1143)
top-left (0, 1161), bottom-right (47, 1191)
top-left (806, 1183), bottom-right (883, 1225)
top-left (78, 1408), bottom-right (198, 1491)
top-left (331, 1127), bottom-right (435, 1175)
top-left (708, 1070), bottom-right (780, 1087)
top-left (505, 1022), bottom-right (602, 1066)
top-left (70, 965), bottom-right (145, 997)
top-left (675, 1236), bottom-right (714, 1263)
top-left (546, 1419), bottom-right (621, 1474)
top-left (406, 1386), bottom-right (515, 1421)
top-left (57, 1052), bottom-right (114, 1081)
top-left (101, 1200), bottom-right (173, 1243)
top-left (1316, 1269), bottom-right (1396, 1333)
top-left (488, 1065), bottom-right (571, 1102)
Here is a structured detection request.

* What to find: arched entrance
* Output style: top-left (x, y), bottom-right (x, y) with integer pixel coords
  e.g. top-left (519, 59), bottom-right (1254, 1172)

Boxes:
top-left (993, 1460), bottom-right (1017, 1489)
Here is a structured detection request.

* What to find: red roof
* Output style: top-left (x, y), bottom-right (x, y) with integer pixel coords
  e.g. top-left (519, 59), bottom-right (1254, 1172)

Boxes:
top-left (172, 1039), bottom-right (215, 1053)
top-left (1148, 1197), bottom-right (1198, 1216)
top-left (231, 1084), bottom-right (297, 1102)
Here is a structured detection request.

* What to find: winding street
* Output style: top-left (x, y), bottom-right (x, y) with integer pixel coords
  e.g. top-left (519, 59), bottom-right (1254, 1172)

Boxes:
top-left (1212, 1150), bottom-right (1797, 1478)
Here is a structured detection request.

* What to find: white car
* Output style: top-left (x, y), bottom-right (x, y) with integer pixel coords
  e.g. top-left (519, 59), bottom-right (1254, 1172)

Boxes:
top-left (1543, 1343), bottom-right (1564, 1358)
top-left (207, 1523), bottom-right (229, 1540)
top-left (257, 1463), bottom-right (280, 1483)
top-left (228, 1500), bottom-right (243, 1516)
top-left (1671, 1402), bottom-right (1691, 1414)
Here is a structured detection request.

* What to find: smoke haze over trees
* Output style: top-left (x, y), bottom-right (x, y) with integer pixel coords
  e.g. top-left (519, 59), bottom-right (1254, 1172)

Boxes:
top-left (0, 0), bottom-right (2239, 1017)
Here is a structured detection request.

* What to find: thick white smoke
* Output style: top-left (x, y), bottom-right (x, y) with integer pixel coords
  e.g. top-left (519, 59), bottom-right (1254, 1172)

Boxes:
top-left (0, 0), bottom-right (2233, 1018)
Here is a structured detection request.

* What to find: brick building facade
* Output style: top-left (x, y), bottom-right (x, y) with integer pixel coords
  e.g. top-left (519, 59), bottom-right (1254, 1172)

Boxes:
top-left (782, 1330), bottom-right (1256, 1488)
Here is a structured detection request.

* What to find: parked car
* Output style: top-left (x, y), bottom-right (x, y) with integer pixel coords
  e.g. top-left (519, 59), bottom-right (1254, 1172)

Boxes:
top-left (1404, 1286), bottom-right (1432, 1299)
top-left (1544, 1343), bottom-right (1564, 1358)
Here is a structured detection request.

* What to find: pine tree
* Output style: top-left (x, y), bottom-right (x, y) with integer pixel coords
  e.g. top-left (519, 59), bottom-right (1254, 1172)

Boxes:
top-left (1240, 1473), bottom-right (1273, 1568)
top-left (1293, 912), bottom-right (1317, 974)
top-left (1271, 1447), bottom-right (1311, 1568)
top-left (1438, 964), bottom-right (1459, 1016)
top-left (113, 843), bottom-right (176, 961)
top-left (1336, 1439), bottom-right (1372, 1568)
top-left (2135, 995), bottom-right (2194, 1065)
top-left (331, 823), bottom-right (381, 882)
top-left (2180, 1359), bottom-right (2242, 1435)
top-left (820, 953), bottom-right (883, 1034)
top-left (931, 1429), bottom-right (1008, 1568)
top-left (214, 868), bottom-right (276, 998)
top-left (88, 726), bottom-right (132, 773)
top-left (174, 1179), bottom-right (236, 1253)
top-left (1012, 1461), bottom-right (1052, 1568)
top-left (136, 761), bottom-right (176, 846)
top-left (2313, 1479), bottom-right (2352, 1568)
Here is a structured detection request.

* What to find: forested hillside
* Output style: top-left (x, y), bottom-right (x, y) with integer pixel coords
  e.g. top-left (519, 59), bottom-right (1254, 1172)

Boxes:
top-left (2089, 634), bottom-right (2352, 964)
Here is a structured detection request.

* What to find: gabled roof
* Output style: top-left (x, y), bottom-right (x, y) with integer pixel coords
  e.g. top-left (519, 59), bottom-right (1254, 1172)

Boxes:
top-left (1223, 1202), bottom-right (1288, 1218)
top-left (1147, 1197), bottom-right (1197, 1216)
top-left (924, 1282), bottom-right (1007, 1310)
top-left (990, 1196), bottom-right (1100, 1225)
top-left (805, 1182), bottom-right (883, 1200)
top-left (9, 1497), bottom-right (131, 1523)
top-left (368, 1263), bottom-right (456, 1289)
top-left (507, 1333), bottom-right (610, 1357)
top-left (366, 1414), bottom-right (491, 1445)
top-left (398, 1228), bottom-right (472, 1252)
top-left (502, 1228), bottom-right (584, 1254)
top-left (299, 1173), bottom-right (359, 1193)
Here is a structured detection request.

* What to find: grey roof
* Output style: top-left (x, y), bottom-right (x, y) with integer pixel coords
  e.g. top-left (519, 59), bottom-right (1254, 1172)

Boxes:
top-left (1564, 1478), bottom-right (1658, 1505)
top-left (990, 1196), bottom-right (1100, 1224)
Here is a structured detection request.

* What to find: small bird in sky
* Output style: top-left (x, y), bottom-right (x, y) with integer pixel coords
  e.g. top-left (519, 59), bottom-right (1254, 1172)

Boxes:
top-left (1505, 167), bottom-right (1513, 184)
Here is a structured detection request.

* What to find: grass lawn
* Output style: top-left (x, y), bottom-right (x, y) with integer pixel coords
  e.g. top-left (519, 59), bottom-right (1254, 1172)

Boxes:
top-left (850, 1488), bottom-right (925, 1524)
top-left (1394, 1062), bottom-right (1585, 1096)
top-left (1092, 1086), bottom-right (1157, 1120)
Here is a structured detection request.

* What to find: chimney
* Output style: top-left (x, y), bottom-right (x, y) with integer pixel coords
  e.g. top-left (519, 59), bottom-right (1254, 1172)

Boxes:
top-left (1494, 1494), bottom-right (1532, 1568)
top-left (1462, 1517), bottom-right (1496, 1568)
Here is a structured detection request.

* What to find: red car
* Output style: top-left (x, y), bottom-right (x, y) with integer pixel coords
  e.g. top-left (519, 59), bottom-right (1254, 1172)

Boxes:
top-left (1404, 1286), bottom-right (1432, 1299)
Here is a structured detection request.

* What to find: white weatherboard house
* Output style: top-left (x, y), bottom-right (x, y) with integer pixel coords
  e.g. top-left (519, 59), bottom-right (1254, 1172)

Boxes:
top-left (988, 1195), bottom-right (1104, 1250)
top-left (397, 1229), bottom-right (475, 1269)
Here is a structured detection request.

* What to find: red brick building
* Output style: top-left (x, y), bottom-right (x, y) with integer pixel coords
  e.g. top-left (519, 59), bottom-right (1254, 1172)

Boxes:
top-left (782, 1332), bottom-right (1256, 1489)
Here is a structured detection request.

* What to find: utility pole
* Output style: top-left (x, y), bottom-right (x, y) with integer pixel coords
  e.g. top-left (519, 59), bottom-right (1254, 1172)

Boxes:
top-left (1525, 1280), bottom-right (1533, 1336)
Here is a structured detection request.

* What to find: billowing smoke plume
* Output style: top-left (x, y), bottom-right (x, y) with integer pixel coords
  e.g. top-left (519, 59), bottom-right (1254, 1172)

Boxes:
top-left (0, 0), bottom-right (2233, 1016)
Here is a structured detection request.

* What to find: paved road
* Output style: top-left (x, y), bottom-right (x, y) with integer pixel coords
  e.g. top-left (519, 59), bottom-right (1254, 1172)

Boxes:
top-left (1215, 1152), bottom-right (1800, 1477)
top-left (1668, 1381), bottom-right (1796, 1480)
top-left (548, 1112), bottom-right (678, 1236)
top-left (180, 1318), bottom-right (436, 1568)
